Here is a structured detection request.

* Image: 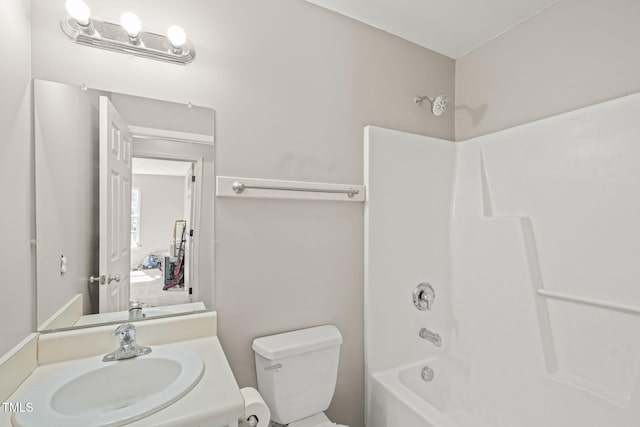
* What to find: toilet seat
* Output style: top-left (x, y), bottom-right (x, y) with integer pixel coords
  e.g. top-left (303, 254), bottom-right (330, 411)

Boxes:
top-left (287, 412), bottom-right (350, 427)
top-left (291, 421), bottom-right (349, 427)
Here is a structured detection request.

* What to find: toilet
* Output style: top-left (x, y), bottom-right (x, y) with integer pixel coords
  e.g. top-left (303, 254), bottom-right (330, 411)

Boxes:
top-left (252, 325), bottom-right (349, 427)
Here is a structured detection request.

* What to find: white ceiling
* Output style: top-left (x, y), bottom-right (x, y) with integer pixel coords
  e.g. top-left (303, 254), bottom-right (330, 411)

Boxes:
top-left (303, 0), bottom-right (558, 58)
top-left (132, 158), bottom-right (192, 177)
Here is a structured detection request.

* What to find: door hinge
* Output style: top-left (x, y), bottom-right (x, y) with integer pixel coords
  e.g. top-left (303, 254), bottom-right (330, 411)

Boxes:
top-left (188, 287), bottom-right (193, 295)
top-left (191, 175), bottom-right (196, 182)
top-left (189, 229), bottom-right (194, 237)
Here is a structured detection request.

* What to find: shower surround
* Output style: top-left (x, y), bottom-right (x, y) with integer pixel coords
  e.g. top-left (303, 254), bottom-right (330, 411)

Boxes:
top-left (364, 93), bottom-right (640, 426)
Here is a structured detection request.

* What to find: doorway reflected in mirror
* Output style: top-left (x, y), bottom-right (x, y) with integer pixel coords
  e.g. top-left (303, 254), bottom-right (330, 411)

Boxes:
top-left (129, 158), bottom-right (196, 308)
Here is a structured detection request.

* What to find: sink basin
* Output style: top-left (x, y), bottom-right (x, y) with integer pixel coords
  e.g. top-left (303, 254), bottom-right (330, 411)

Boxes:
top-left (13, 347), bottom-right (204, 427)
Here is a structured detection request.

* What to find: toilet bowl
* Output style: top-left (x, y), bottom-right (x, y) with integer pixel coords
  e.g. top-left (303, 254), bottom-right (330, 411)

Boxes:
top-left (252, 325), bottom-right (350, 427)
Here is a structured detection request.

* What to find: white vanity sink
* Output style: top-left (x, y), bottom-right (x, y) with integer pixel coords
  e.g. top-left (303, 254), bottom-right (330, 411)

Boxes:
top-left (13, 347), bottom-right (204, 427)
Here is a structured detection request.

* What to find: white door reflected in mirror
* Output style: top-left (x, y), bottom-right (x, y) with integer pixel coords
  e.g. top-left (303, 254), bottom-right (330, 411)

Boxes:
top-left (99, 96), bottom-right (132, 313)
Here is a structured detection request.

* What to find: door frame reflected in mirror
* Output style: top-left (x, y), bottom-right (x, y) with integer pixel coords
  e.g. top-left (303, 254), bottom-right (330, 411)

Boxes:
top-left (131, 144), bottom-right (207, 303)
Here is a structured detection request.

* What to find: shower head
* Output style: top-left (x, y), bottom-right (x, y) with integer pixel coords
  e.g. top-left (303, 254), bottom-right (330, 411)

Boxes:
top-left (431, 95), bottom-right (449, 116)
top-left (414, 94), bottom-right (449, 116)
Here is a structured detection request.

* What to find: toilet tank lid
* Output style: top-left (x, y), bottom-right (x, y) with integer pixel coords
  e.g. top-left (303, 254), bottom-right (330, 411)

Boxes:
top-left (252, 325), bottom-right (343, 360)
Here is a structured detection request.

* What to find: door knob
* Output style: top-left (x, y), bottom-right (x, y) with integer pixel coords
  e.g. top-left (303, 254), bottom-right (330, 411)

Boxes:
top-left (89, 274), bottom-right (121, 285)
top-left (89, 275), bottom-right (105, 285)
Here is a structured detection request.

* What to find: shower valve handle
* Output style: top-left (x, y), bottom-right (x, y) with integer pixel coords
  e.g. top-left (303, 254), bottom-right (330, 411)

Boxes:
top-left (413, 283), bottom-right (435, 311)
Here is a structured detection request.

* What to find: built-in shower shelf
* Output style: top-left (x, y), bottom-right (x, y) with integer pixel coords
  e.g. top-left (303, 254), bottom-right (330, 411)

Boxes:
top-left (538, 289), bottom-right (640, 315)
top-left (216, 176), bottom-right (366, 202)
top-left (552, 371), bottom-right (631, 408)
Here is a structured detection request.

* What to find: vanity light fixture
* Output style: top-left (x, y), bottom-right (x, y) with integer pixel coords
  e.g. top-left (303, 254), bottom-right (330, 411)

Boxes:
top-left (65, 0), bottom-right (94, 34)
top-left (167, 26), bottom-right (187, 50)
top-left (120, 12), bottom-right (142, 45)
top-left (61, 0), bottom-right (196, 65)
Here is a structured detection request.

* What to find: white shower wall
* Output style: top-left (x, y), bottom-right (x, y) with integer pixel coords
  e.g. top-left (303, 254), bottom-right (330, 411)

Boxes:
top-left (452, 92), bottom-right (640, 426)
top-left (365, 92), bottom-right (640, 426)
top-left (364, 127), bottom-right (456, 423)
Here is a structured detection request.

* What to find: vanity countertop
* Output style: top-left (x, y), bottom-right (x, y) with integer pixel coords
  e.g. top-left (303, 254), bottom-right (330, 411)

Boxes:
top-left (2, 325), bottom-right (244, 426)
top-left (72, 301), bottom-right (207, 327)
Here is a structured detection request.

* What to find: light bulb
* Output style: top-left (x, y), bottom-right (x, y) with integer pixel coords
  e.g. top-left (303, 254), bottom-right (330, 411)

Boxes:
top-left (167, 25), bottom-right (187, 48)
top-left (120, 12), bottom-right (142, 38)
top-left (65, 0), bottom-right (91, 26)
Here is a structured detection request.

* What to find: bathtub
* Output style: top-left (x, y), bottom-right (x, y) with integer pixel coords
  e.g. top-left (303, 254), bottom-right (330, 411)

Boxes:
top-left (368, 356), bottom-right (483, 427)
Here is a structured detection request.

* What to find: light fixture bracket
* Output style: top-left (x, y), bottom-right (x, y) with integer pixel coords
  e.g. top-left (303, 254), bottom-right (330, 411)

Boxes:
top-left (61, 16), bottom-right (196, 65)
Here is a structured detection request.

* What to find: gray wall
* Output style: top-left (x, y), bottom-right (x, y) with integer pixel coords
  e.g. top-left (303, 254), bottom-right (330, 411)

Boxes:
top-left (455, 0), bottom-right (640, 140)
top-left (0, 0), bottom-right (33, 356)
top-left (30, 1), bottom-right (454, 425)
top-left (34, 80), bottom-right (100, 322)
top-left (131, 174), bottom-right (185, 267)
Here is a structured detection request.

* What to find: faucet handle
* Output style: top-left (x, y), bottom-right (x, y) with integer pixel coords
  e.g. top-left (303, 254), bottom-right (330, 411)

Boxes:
top-left (112, 323), bottom-right (137, 346)
top-left (112, 323), bottom-right (135, 336)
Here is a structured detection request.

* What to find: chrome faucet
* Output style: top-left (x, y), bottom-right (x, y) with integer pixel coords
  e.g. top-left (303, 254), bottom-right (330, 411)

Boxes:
top-left (419, 327), bottom-right (442, 347)
top-left (129, 301), bottom-right (146, 320)
top-left (103, 323), bottom-right (152, 362)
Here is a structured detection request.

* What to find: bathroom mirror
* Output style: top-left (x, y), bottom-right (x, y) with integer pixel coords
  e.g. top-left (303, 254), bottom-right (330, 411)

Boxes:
top-left (34, 79), bottom-right (215, 332)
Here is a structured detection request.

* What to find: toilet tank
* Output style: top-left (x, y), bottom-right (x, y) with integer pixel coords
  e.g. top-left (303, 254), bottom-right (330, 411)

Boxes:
top-left (252, 325), bottom-right (343, 425)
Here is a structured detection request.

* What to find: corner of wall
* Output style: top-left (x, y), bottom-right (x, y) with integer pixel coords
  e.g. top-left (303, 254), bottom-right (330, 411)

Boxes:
top-left (0, 0), bottom-right (35, 357)
top-left (453, 0), bottom-right (640, 140)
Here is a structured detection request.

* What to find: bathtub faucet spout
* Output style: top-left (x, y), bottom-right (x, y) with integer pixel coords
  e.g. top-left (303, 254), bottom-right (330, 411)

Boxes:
top-left (419, 328), bottom-right (442, 347)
